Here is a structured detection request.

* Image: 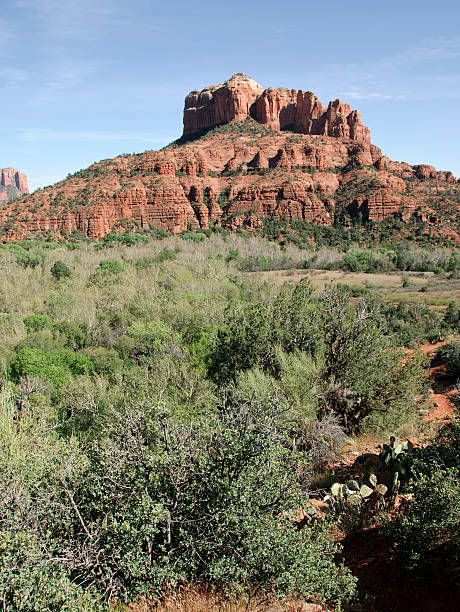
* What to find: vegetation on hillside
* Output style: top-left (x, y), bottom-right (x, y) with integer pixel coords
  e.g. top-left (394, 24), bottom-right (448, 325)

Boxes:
top-left (2, 116), bottom-right (459, 245)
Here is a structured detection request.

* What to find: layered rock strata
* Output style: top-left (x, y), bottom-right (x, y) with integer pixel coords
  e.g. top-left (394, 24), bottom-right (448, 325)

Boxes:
top-left (0, 75), bottom-right (458, 243)
top-left (183, 74), bottom-right (370, 144)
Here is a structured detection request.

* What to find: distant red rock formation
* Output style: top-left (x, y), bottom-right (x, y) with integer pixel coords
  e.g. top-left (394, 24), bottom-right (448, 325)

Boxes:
top-left (183, 73), bottom-right (371, 144)
top-left (0, 167), bottom-right (29, 203)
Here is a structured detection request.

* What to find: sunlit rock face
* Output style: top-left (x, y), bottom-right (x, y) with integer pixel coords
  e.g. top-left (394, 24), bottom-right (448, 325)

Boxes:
top-left (0, 168), bottom-right (29, 203)
top-left (183, 73), bottom-right (370, 144)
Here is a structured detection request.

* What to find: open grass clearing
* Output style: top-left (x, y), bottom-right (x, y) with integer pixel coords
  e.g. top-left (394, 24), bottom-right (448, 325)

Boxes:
top-left (251, 268), bottom-right (431, 290)
top-left (250, 268), bottom-right (460, 306)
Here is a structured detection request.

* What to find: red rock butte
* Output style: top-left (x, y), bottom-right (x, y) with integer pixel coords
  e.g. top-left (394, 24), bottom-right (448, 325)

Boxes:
top-left (0, 74), bottom-right (458, 243)
top-left (183, 73), bottom-right (370, 144)
top-left (0, 167), bottom-right (29, 203)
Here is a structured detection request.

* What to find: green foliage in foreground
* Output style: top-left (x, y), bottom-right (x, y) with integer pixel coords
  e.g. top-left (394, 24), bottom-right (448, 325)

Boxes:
top-left (385, 420), bottom-right (460, 575)
top-left (0, 236), bottom-right (448, 608)
top-left (0, 380), bottom-right (356, 608)
top-left (208, 281), bottom-right (427, 433)
top-left (0, 532), bottom-right (104, 612)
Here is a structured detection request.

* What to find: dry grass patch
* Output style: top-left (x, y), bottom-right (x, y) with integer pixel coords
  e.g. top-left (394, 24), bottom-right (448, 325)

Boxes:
top-left (124, 587), bottom-right (322, 612)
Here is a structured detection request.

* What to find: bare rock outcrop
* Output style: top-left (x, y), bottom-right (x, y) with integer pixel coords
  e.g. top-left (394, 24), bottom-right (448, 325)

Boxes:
top-left (183, 74), bottom-right (371, 144)
top-left (183, 73), bottom-right (263, 137)
top-left (0, 168), bottom-right (29, 203)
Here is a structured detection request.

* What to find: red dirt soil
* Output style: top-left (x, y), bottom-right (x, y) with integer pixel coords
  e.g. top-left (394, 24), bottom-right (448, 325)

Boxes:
top-left (342, 528), bottom-right (460, 611)
top-left (404, 341), bottom-right (455, 424)
top-left (420, 341), bottom-right (456, 423)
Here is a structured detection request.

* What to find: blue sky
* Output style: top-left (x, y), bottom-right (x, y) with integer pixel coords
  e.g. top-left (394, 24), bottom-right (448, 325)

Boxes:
top-left (1, 0), bottom-right (459, 191)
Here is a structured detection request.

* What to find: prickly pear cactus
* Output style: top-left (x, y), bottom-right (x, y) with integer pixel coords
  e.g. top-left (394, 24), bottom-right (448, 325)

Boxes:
top-left (379, 436), bottom-right (414, 479)
top-left (327, 474), bottom-right (388, 510)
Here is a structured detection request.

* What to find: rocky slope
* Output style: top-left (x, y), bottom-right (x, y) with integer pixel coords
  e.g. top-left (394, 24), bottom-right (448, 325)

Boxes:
top-left (0, 75), bottom-right (458, 242)
top-left (0, 168), bottom-right (29, 204)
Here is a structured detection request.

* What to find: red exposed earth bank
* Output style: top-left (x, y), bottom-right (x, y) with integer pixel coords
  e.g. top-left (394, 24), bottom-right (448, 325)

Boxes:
top-left (0, 74), bottom-right (458, 241)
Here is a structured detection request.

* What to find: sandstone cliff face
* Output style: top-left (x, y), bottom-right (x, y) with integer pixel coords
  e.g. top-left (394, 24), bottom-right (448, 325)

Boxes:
top-left (0, 168), bottom-right (29, 203)
top-left (0, 76), bottom-right (458, 243)
top-left (183, 74), bottom-right (370, 144)
top-left (184, 74), bottom-right (263, 137)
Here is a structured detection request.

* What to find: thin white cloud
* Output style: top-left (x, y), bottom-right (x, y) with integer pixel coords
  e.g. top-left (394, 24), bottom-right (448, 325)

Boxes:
top-left (15, 0), bottom-right (165, 46)
top-left (0, 67), bottom-right (30, 84)
top-left (0, 19), bottom-right (11, 54)
top-left (7, 2), bottom-right (157, 105)
top-left (301, 37), bottom-right (460, 103)
top-left (382, 37), bottom-right (460, 67)
top-left (31, 58), bottom-right (103, 104)
top-left (344, 92), bottom-right (407, 101)
top-left (107, 18), bottom-right (161, 32)
top-left (16, 0), bottom-right (118, 38)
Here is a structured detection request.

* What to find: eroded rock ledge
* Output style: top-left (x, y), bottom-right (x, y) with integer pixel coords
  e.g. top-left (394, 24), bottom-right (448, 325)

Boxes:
top-left (183, 73), bottom-right (371, 144)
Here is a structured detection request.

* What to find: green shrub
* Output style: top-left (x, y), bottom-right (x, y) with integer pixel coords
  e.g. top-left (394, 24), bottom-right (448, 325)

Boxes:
top-left (0, 384), bottom-right (105, 610)
top-left (181, 231), bottom-right (207, 242)
top-left (339, 249), bottom-right (393, 273)
top-left (188, 327), bottom-right (214, 374)
top-left (23, 314), bottom-right (55, 332)
top-left (51, 260), bottom-right (72, 280)
top-left (11, 347), bottom-right (94, 390)
top-left (385, 421), bottom-right (460, 574)
top-left (98, 259), bottom-right (127, 273)
top-left (207, 282), bottom-right (426, 433)
top-left (208, 303), bottom-right (275, 383)
top-left (94, 232), bottom-right (150, 250)
top-left (225, 249), bottom-right (239, 263)
top-left (236, 255), bottom-right (296, 272)
top-left (135, 248), bottom-right (179, 269)
top-left (4, 244), bottom-right (46, 269)
top-left (62, 385), bottom-right (356, 605)
top-left (444, 301), bottom-right (460, 330)
top-left (438, 341), bottom-right (460, 378)
top-left (318, 285), bottom-right (426, 433)
top-left (383, 301), bottom-right (445, 346)
top-left (149, 225), bottom-right (170, 239)
top-left (55, 321), bottom-right (87, 349)
top-left (0, 531), bottom-right (105, 611)
top-left (80, 346), bottom-right (124, 379)
top-left (123, 319), bottom-right (180, 362)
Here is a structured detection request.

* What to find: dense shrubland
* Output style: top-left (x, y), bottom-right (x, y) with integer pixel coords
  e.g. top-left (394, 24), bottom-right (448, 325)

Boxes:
top-left (0, 234), bottom-right (459, 609)
top-left (1, 229), bottom-right (460, 276)
top-left (385, 421), bottom-right (460, 576)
